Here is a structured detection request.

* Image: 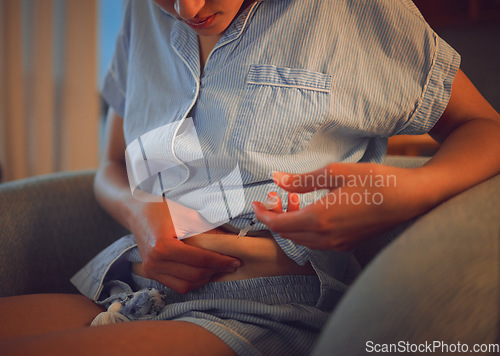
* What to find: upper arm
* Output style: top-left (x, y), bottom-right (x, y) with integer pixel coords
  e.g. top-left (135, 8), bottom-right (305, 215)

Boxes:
top-left (429, 69), bottom-right (500, 144)
top-left (100, 108), bottom-right (127, 166)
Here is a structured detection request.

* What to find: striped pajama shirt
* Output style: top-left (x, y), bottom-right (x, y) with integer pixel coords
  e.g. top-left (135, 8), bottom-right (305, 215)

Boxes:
top-left (72, 0), bottom-right (460, 354)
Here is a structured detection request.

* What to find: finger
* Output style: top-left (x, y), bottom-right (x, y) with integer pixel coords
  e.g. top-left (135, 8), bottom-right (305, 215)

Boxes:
top-left (266, 191), bottom-right (283, 213)
top-left (272, 164), bottom-right (352, 193)
top-left (252, 201), bottom-right (317, 233)
top-left (165, 240), bottom-right (241, 271)
top-left (287, 193), bottom-right (300, 212)
top-left (147, 259), bottom-right (236, 283)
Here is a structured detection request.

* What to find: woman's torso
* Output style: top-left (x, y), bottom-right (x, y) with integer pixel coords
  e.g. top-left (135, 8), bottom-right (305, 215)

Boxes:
top-left (133, 228), bottom-right (316, 282)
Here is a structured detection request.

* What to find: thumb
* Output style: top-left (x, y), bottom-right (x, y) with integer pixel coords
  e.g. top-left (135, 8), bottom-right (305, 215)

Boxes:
top-left (272, 165), bottom-right (347, 193)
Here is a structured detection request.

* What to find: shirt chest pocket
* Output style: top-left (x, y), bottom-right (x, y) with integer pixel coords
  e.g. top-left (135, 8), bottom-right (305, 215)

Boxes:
top-left (232, 64), bottom-right (332, 155)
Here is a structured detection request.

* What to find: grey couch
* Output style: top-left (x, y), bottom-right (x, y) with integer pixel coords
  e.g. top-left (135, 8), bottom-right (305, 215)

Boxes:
top-left (1, 156), bottom-right (499, 326)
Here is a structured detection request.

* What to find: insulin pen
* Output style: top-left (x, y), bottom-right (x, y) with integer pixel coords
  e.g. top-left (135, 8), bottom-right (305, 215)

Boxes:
top-left (238, 194), bottom-right (280, 238)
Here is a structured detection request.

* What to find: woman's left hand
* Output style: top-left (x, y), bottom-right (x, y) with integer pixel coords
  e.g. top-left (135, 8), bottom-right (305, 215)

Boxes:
top-left (253, 70), bottom-right (500, 251)
top-left (252, 162), bottom-right (430, 251)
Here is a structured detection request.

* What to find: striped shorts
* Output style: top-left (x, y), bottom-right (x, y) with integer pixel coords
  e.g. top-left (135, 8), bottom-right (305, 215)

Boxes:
top-left (98, 272), bottom-right (329, 356)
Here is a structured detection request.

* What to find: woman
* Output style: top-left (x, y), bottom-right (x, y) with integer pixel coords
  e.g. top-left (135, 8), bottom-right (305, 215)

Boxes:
top-left (1, 0), bottom-right (499, 355)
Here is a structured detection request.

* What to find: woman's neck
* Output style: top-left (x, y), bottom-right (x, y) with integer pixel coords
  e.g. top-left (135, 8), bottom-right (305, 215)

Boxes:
top-left (198, 34), bottom-right (223, 72)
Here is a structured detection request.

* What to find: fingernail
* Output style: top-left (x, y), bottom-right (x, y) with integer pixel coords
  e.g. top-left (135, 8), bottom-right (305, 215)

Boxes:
top-left (232, 260), bottom-right (241, 268)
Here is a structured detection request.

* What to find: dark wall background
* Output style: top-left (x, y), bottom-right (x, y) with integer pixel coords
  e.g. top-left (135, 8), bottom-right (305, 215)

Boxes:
top-left (414, 0), bottom-right (500, 112)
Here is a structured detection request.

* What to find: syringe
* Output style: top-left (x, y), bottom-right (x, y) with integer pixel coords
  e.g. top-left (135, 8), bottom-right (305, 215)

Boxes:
top-left (238, 194), bottom-right (280, 238)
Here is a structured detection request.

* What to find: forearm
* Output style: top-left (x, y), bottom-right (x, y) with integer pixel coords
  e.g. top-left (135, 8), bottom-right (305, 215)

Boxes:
top-left (416, 118), bottom-right (500, 208)
top-left (92, 111), bottom-right (239, 293)
top-left (94, 159), bottom-right (139, 232)
top-left (93, 109), bottom-right (166, 233)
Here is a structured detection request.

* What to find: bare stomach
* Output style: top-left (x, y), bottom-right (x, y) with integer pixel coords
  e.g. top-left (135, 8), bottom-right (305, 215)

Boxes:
top-left (132, 228), bottom-right (315, 282)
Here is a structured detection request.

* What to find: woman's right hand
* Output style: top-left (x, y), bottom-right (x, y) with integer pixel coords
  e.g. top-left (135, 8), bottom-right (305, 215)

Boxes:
top-left (95, 109), bottom-right (240, 294)
top-left (129, 198), bottom-right (242, 294)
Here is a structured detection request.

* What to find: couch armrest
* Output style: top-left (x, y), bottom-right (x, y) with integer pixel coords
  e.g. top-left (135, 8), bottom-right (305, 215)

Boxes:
top-left (313, 172), bottom-right (500, 355)
top-left (384, 155), bottom-right (430, 168)
top-left (0, 171), bottom-right (128, 297)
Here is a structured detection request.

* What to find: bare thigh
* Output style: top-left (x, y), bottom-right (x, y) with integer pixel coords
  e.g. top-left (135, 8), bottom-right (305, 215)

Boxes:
top-left (0, 294), bottom-right (104, 340)
top-left (0, 294), bottom-right (235, 355)
top-left (1, 320), bottom-right (235, 356)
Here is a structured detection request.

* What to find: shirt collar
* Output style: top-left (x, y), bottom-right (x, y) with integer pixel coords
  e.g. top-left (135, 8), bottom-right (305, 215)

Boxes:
top-left (168, 1), bottom-right (262, 78)
top-left (154, 0), bottom-right (262, 47)
top-left (216, 0), bottom-right (261, 48)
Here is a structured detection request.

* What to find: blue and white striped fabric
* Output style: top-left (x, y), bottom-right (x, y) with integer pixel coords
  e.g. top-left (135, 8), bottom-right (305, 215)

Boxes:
top-left (95, 270), bottom-right (327, 356)
top-left (73, 0), bottom-right (460, 354)
top-left (101, 0), bottom-right (459, 236)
